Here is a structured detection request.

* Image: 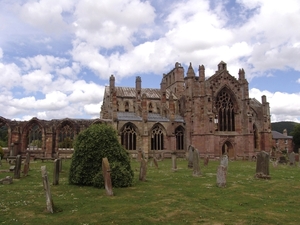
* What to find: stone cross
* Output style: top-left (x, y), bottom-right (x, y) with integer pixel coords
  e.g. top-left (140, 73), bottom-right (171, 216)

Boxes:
top-left (23, 152), bottom-right (30, 177)
top-left (139, 158), bottom-right (147, 181)
top-left (255, 151), bottom-right (270, 179)
top-left (102, 158), bottom-right (113, 196)
top-left (41, 166), bottom-right (54, 213)
top-left (14, 155), bottom-right (22, 179)
top-left (216, 165), bottom-right (227, 187)
top-left (171, 151), bottom-right (177, 172)
top-left (192, 148), bottom-right (201, 176)
top-left (53, 159), bottom-right (60, 185)
top-left (188, 145), bottom-right (194, 168)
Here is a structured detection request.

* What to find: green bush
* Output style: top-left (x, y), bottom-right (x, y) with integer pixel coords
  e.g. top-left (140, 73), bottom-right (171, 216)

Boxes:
top-left (69, 123), bottom-right (134, 188)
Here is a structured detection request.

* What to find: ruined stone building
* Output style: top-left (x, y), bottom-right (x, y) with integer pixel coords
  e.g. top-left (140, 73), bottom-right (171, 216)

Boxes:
top-left (0, 61), bottom-right (273, 159)
top-left (100, 61), bottom-right (273, 158)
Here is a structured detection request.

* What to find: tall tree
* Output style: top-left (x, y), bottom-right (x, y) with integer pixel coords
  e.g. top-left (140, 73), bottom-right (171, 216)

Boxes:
top-left (291, 124), bottom-right (300, 152)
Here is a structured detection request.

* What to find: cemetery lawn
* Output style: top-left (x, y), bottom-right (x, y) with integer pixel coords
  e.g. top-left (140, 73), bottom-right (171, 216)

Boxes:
top-left (1, 158), bottom-right (300, 225)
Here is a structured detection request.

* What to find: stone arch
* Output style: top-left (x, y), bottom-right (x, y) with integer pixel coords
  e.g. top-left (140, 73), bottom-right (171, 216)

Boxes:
top-left (221, 140), bottom-right (234, 159)
top-left (175, 125), bottom-right (185, 150)
top-left (215, 87), bottom-right (238, 131)
top-left (21, 118), bottom-right (45, 154)
top-left (120, 122), bottom-right (139, 150)
top-left (55, 119), bottom-right (78, 152)
top-left (150, 123), bottom-right (166, 150)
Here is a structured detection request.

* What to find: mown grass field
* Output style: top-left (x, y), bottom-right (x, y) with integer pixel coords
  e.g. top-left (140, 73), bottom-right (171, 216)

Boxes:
top-left (0, 157), bottom-right (300, 225)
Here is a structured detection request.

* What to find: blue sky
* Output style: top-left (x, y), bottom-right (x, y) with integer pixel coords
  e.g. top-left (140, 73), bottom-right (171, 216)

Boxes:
top-left (0, 0), bottom-right (299, 123)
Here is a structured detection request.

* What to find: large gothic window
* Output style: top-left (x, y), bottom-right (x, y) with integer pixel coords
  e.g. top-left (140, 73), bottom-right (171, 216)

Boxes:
top-left (0, 124), bottom-right (8, 147)
top-left (215, 90), bottom-right (235, 131)
top-left (28, 124), bottom-right (42, 150)
top-left (58, 124), bottom-right (74, 150)
top-left (175, 126), bottom-right (184, 150)
top-left (253, 124), bottom-right (258, 149)
top-left (121, 123), bottom-right (137, 150)
top-left (151, 124), bottom-right (164, 150)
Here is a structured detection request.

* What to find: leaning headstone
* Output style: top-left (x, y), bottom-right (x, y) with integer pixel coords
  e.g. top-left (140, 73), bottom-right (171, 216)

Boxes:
top-left (216, 165), bottom-right (227, 187)
top-left (188, 145), bottom-right (194, 168)
top-left (0, 176), bottom-right (13, 185)
top-left (14, 155), bottom-right (22, 179)
top-left (220, 154), bottom-right (228, 171)
top-left (192, 148), bottom-right (201, 176)
top-left (23, 153), bottom-right (30, 176)
top-left (139, 158), bottom-right (147, 181)
top-left (102, 158), bottom-right (113, 196)
top-left (53, 159), bottom-right (60, 185)
top-left (171, 151), bottom-right (177, 172)
top-left (289, 152), bottom-right (295, 166)
top-left (255, 151), bottom-right (270, 179)
top-left (41, 166), bottom-right (54, 213)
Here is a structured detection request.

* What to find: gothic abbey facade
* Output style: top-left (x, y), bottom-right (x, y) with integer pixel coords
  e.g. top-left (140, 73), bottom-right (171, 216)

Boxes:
top-left (0, 61), bottom-right (273, 159)
top-left (100, 61), bottom-right (273, 158)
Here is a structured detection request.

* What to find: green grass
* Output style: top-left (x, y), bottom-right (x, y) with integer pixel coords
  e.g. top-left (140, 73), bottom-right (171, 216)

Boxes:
top-left (0, 158), bottom-right (300, 225)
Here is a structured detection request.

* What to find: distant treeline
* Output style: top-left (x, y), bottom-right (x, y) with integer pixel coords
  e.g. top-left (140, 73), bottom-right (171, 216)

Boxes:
top-left (271, 121), bottom-right (299, 136)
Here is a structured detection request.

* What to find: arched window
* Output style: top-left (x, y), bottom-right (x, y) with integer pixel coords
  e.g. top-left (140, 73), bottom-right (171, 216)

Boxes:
top-left (58, 124), bottom-right (74, 150)
top-left (121, 123), bottom-right (137, 150)
top-left (253, 124), bottom-right (258, 149)
top-left (215, 90), bottom-right (235, 131)
top-left (0, 124), bottom-right (8, 147)
top-left (175, 126), bottom-right (184, 150)
top-left (28, 124), bottom-right (42, 150)
top-left (151, 124), bottom-right (164, 150)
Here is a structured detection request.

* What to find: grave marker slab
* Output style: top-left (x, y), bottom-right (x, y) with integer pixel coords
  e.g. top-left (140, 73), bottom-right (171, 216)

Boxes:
top-left (171, 152), bottom-right (177, 172)
top-left (192, 148), bottom-right (201, 176)
top-left (14, 155), bottom-right (22, 179)
top-left (216, 165), bottom-right (227, 187)
top-left (289, 152), bottom-right (295, 166)
top-left (188, 145), bottom-right (194, 168)
top-left (139, 158), bottom-right (147, 181)
top-left (23, 153), bottom-right (30, 177)
top-left (255, 151), bottom-right (270, 179)
top-left (53, 159), bottom-right (60, 185)
top-left (102, 158), bottom-right (113, 196)
top-left (41, 166), bottom-right (54, 213)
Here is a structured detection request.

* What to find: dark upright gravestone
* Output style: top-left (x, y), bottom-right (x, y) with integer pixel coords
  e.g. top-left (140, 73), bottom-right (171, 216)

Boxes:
top-left (289, 152), bottom-right (295, 166)
top-left (41, 166), bottom-right (54, 213)
top-left (102, 158), bottom-right (113, 196)
top-left (171, 151), bottom-right (177, 172)
top-left (255, 151), bottom-right (270, 179)
top-left (139, 158), bottom-right (147, 181)
top-left (53, 159), bottom-right (60, 185)
top-left (192, 148), bottom-right (201, 176)
top-left (23, 152), bottom-right (30, 177)
top-left (188, 145), bottom-right (194, 168)
top-left (14, 155), bottom-right (22, 179)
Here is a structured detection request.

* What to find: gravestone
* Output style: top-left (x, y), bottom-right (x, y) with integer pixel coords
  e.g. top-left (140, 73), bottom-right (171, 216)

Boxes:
top-left (255, 151), bottom-right (270, 179)
top-left (59, 158), bottom-right (62, 172)
top-left (139, 158), bottom-right (147, 181)
top-left (137, 148), bottom-right (143, 162)
top-left (171, 151), bottom-right (177, 171)
top-left (23, 152), bottom-right (30, 176)
top-left (41, 166), bottom-right (54, 213)
top-left (14, 155), bottom-right (22, 179)
top-left (188, 145), bottom-right (194, 168)
top-left (220, 154), bottom-right (228, 171)
top-left (102, 158), bottom-right (113, 196)
top-left (272, 160), bottom-right (278, 168)
top-left (289, 152), bottom-right (295, 166)
top-left (192, 148), bottom-right (201, 176)
top-left (153, 157), bottom-right (158, 169)
top-left (204, 155), bottom-right (209, 166)
top-left (0, 156), bottom-right (2, 166)
top-left (216, 165), bottom-right (227, 187)
top-left (0, 176), bottom-right (13, 185)
top-left (53, 159), bottom-right (60, 185)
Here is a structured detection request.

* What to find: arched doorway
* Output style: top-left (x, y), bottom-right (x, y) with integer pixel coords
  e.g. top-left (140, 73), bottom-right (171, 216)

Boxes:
top-left (221, 141), bottom-right (234, 158)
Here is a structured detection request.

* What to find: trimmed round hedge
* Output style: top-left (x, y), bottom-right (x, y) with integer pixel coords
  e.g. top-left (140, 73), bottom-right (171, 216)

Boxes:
top-left (69, 123), bottom-right (134, 188)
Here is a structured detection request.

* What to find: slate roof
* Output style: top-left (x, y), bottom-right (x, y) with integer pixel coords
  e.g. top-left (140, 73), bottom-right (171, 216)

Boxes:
top-left (272, 131), bottom-right (293, 139)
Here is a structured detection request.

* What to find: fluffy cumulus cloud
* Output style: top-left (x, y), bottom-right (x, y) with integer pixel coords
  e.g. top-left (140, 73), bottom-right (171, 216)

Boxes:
top-left (0, 0), bottom-right (299, 122)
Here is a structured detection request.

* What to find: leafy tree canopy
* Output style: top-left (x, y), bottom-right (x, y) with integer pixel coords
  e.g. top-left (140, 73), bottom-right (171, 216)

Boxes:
top-left (69, 123), bottom-right (134, 188)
